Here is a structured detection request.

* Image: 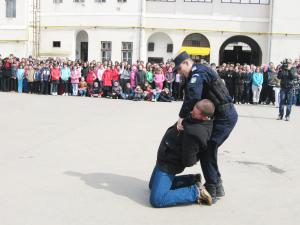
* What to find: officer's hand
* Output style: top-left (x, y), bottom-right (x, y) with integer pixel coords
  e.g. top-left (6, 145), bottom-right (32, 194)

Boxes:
top-left (177, 118), bottom-right (184, 131)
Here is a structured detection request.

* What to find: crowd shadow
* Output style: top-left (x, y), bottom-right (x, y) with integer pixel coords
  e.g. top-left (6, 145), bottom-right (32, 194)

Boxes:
top-left (64, 171), bottom-right (150, 207)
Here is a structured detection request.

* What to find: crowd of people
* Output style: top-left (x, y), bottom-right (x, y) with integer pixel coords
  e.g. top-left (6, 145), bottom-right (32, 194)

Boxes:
top-left (0, 54), bottom-right (300, 107)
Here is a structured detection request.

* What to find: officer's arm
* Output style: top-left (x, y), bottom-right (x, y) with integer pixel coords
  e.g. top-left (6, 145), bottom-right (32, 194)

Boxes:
top-left (179, 75), bottom-right (204, 118)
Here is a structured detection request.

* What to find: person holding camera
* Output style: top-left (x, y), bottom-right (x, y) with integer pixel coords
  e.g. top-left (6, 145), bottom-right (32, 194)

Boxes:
top-left (277, 59), bottom-right (299, 121)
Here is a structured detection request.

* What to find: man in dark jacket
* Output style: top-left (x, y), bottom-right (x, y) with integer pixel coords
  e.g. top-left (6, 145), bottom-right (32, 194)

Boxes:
top-left (277, 59), bottom-right (299, 121)
top-left (149, 99), bottom-right (214, 208)
top-left (135, 65), bottom-right (146, 89)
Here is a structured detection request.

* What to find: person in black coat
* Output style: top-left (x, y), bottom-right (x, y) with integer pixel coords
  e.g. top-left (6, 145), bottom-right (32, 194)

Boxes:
top-left (135, 65), bottom-right (147, 89)
top-left (149, 99), bottom-right (215, 208)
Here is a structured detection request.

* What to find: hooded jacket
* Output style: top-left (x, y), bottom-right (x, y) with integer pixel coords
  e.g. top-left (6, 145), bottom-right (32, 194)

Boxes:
top-left (156, 116), bottom-right (213, 175)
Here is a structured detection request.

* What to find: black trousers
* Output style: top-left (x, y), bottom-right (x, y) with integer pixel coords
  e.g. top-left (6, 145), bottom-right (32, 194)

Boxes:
top-left (28, 82), bottom-right (34, 93)
top-left (41, 81), bottom-right (50, 95)
top-left (33, 81), bottom-right (41, 94)
top-left (200, 105), bottom-right (238, 185)
top-left (9, 78), bottom-right (17, 92)
top-left (265, 85), bottom-right (275, 104)
top-left (234, 84), bottom-right (244, 103)
top-left (243, 83), bottom-right (252, 103)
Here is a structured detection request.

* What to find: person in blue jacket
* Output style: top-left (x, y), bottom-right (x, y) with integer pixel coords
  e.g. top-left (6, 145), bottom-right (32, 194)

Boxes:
top-left (252, 67), bottom-right (264, 105)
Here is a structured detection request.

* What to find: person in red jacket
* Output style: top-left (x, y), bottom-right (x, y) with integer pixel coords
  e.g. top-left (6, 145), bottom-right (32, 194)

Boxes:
top-left (86, 68), bottom-right (96, 94)
top-left (102, 66), bottom-right (113, 97)
top-left (112, 65), bottom-right (120, 83)
top-left (50, 64), bottom-right (60, 96)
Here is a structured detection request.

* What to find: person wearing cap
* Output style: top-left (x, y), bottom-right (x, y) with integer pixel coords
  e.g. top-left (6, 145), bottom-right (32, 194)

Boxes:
top-left (173, 51), bottom-right (238, 203)
top-left (149, 99), bottom-right (215, 208)
top-left (277, 59), bottom-right (299, 121)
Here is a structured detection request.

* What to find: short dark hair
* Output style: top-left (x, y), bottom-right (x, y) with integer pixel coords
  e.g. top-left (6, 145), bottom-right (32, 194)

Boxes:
top-left (195, 99), bottom-right (215, 118)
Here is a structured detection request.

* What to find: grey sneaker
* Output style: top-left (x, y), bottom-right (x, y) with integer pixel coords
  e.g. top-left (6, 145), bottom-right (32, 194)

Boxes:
top-left (277, 115), bottom-right (283, 120)
top-left (196, 182), bottom-right (213, 206)
top-left (285, 116), bottom-right (290, 121)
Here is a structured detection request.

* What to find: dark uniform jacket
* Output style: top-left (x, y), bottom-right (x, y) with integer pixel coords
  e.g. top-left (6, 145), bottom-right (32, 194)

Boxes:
top-left (278, 67), bottom-right (298, 90)
top-left (156, 116), bottom-right (213, 175)
top-left (179, 64), bottom-right (232, 118)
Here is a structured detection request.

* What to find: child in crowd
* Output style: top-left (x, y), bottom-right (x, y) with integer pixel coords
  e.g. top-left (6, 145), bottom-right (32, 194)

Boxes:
top-left (152, 87), bottom-right (161, 102)
top-left (78, 77), bottom-right (87, 97)
top-left (51, 64), bottom-right (60, 96)
top-left (154, 67), bottom-right (165, 90)
top-left (123, 82), bottom-right (134, 100)
top-left (112, 81), bottom-right (124, 99)
top-left (60, 64), bottom-right (71, 96)
top-left (16, 65), bottom-right (25, 93)
top-left (90, 82), bottom-right (102, 98)
top-left (70, 66), bottom-right (81, 96)
top-left (102, 66), bottom-right (113, 97)
top-left (144, 82), bottom-right (153, 101)
top-left (86, 68), bottom-right (96, 91)
top-left (158, 88), bottom-right (173, 102)
top-left (133, 85), bottom-right (144, 101)
top-left (130, 65), bottom-right (137, 89)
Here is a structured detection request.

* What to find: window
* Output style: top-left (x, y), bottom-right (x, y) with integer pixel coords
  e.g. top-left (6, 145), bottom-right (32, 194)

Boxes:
top-left (167, 44), bottom-right (173, 53)
top-left (5, 0), bottom-right (16, 18)
top-left (101, 41), bottom-right (112, 62)
top-left (73, 0), bottom-right (85, 3)
top-left (146, 0), bottom-right (176, 2)
top-left (122, 42), bottom-right (133, 64)
top-left (117, 0), bottom-right (127, 2)
top-left (95, 0), bottom-right (106, 3)
top-left (53, 41), bottom-right (61, 48)
top-left (221, 0), bottom-right (270, 4)
top-left (184, 0), bottom-right (212, 2)
top-left (148, 42), bottom-right (155, 52)
top-left (53, 0), bottom-right (63, 3)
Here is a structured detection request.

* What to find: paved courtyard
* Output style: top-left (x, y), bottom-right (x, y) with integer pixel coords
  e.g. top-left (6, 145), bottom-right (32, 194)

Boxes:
top-left (0, 92), bottom-right (299, 225)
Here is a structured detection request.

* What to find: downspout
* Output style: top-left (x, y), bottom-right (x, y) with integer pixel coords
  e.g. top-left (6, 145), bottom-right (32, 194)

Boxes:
top-left (138, 0), bottom-right (145, 61)
top-left (268, 0), bottom-right (275, 63)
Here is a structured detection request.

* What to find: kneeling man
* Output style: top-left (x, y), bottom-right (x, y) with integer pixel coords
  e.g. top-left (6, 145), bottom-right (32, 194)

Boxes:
top-left (149, 99), bottom-right (215, 208)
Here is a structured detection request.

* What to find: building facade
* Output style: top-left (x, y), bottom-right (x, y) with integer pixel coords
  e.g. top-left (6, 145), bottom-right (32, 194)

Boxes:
top-left (0, 0), bottom-right (300, 65)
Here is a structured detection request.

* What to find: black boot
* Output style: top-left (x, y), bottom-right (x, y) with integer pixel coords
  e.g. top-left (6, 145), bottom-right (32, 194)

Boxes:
top-left (193, 174), bottom-right (201, 183)
top-left (204, 183), bottom-right (217, 204)
top-left (216, 178), bottom-right (225, 197)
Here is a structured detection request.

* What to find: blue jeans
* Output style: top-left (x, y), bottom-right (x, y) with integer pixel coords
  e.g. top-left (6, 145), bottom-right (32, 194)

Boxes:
top-left (17, 79), bottom-right (23, 93)
top-left (279, 89), bottom-right (294, 118)
top-left (149, 166), bottom-right (198, 208)
top-left (200, 105), bottom-right (238, 185)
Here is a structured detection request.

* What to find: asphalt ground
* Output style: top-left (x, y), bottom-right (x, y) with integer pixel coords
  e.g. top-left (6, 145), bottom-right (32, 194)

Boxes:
top-left (0, 92), bottom-right (299, 225)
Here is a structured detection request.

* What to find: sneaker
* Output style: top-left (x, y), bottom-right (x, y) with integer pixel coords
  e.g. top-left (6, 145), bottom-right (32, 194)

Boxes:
top-left (196, 182), bottom-right (213, 206)
top-left (204, 183), bottom-right (217, 204)
top-left (285, 116), bottom-right (290, 121)
top-left (277, 115), bottom-right (283, 120)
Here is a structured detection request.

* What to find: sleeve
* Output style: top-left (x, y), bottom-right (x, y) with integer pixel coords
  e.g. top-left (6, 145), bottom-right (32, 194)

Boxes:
top-left (179, 74), bottom-right (204, 118)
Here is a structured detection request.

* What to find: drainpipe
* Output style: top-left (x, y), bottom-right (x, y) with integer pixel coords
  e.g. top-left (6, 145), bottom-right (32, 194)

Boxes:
top-left (138, 0), bottom-right (146, 61)
top-left (268, 0), bottom-right (275, 63)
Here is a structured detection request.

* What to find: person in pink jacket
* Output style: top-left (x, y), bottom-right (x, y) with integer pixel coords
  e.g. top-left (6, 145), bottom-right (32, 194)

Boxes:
top-left (130, 65), bottom-right (137, 89)
top-left (70, 65), bottom-right (81, 96)
top-left (154, 67), bottom-right (165, 90)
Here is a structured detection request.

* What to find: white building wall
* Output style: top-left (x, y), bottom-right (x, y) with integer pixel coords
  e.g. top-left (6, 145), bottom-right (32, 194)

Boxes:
top-left (269, 0), bottom-right (300, 64)
top-left (0, 0), bottom-right (300, 65)
top-left (0, 0), bottom-right (29, 57)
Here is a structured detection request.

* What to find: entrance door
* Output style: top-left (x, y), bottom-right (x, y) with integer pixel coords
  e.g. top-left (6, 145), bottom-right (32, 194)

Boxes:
top-left (81, 42), bottom-right (88, 62)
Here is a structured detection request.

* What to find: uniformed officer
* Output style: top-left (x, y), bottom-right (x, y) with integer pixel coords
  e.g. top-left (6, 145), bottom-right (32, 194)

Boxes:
top-left (173, 51), bottom-right (238, 203)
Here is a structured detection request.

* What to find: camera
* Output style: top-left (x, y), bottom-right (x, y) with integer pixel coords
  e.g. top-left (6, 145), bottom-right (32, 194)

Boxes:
top-left (280, 59), bottom-right (291, 70)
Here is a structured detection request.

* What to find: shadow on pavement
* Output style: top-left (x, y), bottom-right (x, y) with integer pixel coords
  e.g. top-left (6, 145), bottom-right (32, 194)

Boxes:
top-left (64, 171), bottom-right (150, 207)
